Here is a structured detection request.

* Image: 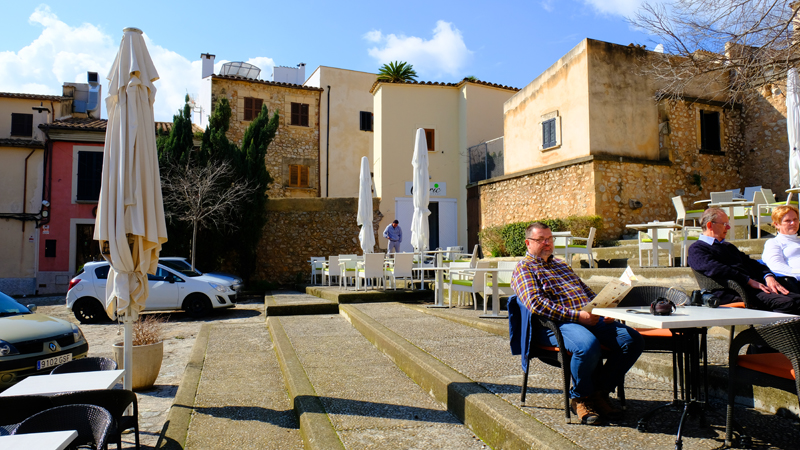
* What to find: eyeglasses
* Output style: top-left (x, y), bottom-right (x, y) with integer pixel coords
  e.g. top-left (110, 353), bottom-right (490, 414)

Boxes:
top-left (711, 221), bottom-right (731, 228)
top-left (526, 237), bottom-right (554, 244)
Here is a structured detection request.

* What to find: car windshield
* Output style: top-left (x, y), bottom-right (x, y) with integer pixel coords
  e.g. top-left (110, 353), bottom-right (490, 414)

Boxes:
top-left (160, 260), bottom-right (202, 277)
top-left (0, 292), bottom-right (31, 317)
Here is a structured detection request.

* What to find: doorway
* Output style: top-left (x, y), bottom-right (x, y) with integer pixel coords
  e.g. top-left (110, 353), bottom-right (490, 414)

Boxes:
top-left (75, 224), bottom-right (101, 272)
top-left (428, 202), bottom-right (439, 249)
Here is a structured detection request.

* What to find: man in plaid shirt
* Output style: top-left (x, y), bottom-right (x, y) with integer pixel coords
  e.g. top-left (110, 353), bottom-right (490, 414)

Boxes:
top-left (511, 222), bottom-right (643, 425)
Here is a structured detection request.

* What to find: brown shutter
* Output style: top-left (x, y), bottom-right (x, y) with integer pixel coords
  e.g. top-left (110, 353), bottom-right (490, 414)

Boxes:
top-left (244, 97), bottom-right (253, 121)
top-left (300, 165), bottom-right (309, 187)
top-left (254, 98), bottom-right (263, 118)
top-left (301, 103), bottom-right (309, 126)
top-left (291, 103), bottom-right (299, 125)
top-left (424, 129), bottom-right (435, 151)
top-left (289, 165), bottom-right (299, 186)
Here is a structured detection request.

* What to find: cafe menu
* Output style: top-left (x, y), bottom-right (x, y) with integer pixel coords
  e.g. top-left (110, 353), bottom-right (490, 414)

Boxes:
top-left (582, 266), bottom-right (638, 313)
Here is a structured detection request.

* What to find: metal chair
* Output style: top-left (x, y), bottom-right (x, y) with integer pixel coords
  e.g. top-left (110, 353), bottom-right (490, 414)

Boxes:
top-left (726, 318), bottom-right (800, 446)
top-left (356, 253), bottom-right (386, 290)
top-left (691, 269), bottom-right (754, 308)
top-left (0, 395), bottom-right (54, 435)
top-left (385, 253), bottom-right (414, 289)
top-left (51, 389), bottom-right (140, 450)
top-left (13, 404), bottom-right (113, 450)
top-left (672, 195), bottom-right (703, 226)
top-left (51, 357), bottom-right (117, 374)
top-left (565, 227), bottom-right (597, 268)
top-left (309, 257), bottom-right (326, 285)
top-left (710, 191), bottom-right (734, 204)
top-left (322, 256), bottom-right (339, 286)
top-left (483, 261), bottom-right (516, 314)
top-left (337, 255), bottom-right (357, 289)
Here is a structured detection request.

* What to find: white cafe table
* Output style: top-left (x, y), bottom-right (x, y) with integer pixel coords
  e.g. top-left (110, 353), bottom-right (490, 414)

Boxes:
top-left (786, 187), bottom-right (800, 204)
top-left (593, 306), bottom-right (791, 449)
top-left (0, 369), bottom-right (124, 397)
top-left (0, 430), bottom-right (78, 450)
top-left (449, 267), bottom-right (514, 319)
top-left (625, 222), bottom-right (682, 267)
top-left (411, 249), bottom-right (454, 308)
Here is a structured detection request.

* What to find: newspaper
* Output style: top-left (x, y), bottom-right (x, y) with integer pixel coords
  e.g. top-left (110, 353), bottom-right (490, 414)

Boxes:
top-left (582, 266), bottom-right (637, 313)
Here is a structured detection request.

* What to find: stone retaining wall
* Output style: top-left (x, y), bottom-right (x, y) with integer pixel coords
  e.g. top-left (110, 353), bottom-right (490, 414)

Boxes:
top-left (255, 197), bottom-right (382, 284)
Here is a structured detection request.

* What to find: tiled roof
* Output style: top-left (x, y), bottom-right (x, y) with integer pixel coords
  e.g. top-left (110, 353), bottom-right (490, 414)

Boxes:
top-left (155, 121), bottom-right (204, 135)
top-left (0, 92), bottom-right (64, 101)
top-left (212, 74), bottom-right (324, 92)
top-left (41, 118), bottom-right (107, 131)
top-left (0, 138), bottom-right (45, 148)
top-left (369, 78), bottom-right (520, 94)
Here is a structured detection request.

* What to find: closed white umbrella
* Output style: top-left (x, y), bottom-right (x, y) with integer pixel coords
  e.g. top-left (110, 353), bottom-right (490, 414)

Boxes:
top-left (787, 68), bottom-right (800, 188)
top-left (94, 27), bottom-right (167, 391)
top-left (356, 156), bottom-right (375, 254)
top-left (410, 128), bottom-right (430, 252)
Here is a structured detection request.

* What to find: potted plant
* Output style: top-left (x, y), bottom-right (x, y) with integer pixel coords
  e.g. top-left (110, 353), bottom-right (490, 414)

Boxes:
top-left (112, 314), bottom-right (165, 391)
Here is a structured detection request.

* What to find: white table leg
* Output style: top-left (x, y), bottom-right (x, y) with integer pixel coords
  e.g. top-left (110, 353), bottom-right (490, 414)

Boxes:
top-left (650, 227), bottom-right (659, 267)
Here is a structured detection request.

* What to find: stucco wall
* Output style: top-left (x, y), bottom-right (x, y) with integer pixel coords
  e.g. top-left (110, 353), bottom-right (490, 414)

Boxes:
top-left (210, 77), bottom-right (322, 198)
top-left (255, 197), bottom-right (381, 283)
top-left (305, 66), bottom-right (376, 198)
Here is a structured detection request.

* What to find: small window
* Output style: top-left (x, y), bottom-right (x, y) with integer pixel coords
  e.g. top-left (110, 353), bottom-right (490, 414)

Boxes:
top-left (542, 118), bottom-right (557, 149)
top-left (699, 110), bottom-right (721, 152)
top-left (359, 111), bottom-right (373, 131)
top-left (94, 265), bottom-right (110, 280)
top-left (76, 151), bottom-right (103, 201)
top-left (289, 164), bottom-right (310, 187)
top-left (424, 129), bottom-right (435, 152)
top-left (44, 240), bottom-right (56, 257)
top-left (291, 103), bottom-right (309, 126)
top-left (244, 97), bottom-right (263, 121)
top-left (11, 113), bottom-right (33, 137)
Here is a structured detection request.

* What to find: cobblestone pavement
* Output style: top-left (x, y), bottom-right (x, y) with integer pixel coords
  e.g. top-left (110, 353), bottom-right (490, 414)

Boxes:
top-left (16, 293), bottom-right (267, 449)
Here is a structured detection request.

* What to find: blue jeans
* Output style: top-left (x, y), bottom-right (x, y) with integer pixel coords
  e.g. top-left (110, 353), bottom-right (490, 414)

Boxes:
top-left (536, 319), bottom-right (644, 399)
top-left (387, 240), bottom-right (401, 253)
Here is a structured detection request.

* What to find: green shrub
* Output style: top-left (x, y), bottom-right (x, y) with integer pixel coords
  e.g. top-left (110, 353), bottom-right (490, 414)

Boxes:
top-left (478, 226), bottom-right (506, 257)
top-left (480, 216), bottom-right (602, 257)
top-left (564, 215), bottom-right (603, 246)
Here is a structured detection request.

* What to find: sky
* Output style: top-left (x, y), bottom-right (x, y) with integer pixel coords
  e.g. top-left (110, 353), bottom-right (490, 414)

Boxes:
top-left (0, 0), bottom-right (655, 122)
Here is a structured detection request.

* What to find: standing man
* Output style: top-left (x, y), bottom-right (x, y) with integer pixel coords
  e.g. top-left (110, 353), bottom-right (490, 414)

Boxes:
top-left (383, 220), bottom-right (403, 253)
top-left (688, 207), bottom-right (800, 313)
top-left (511, 222), bottom-right (643, 425)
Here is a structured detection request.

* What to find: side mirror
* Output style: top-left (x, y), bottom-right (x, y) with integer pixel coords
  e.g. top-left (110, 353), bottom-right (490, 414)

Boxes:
top-left (167, 275), bottom-right (176, 284)
top-left (26, 304), bottom-right (37, 312)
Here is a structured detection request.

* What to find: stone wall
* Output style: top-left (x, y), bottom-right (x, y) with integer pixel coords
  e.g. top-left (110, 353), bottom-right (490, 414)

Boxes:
top-left (255, 197), bottom-right (382, 284)
top-left (210, 76), bottom-right (323, 199)
top-left (741, 89), bottom-right (791, 198)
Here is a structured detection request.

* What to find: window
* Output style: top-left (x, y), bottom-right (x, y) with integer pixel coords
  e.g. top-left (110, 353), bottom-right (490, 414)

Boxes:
top-left (244, 97), bottom-right (263, 121)
top-left (359, 111), bottom-right (373, 131)
top-left (11, 113), bottom-right (33, 137)
top-left (94, 265), bottom-right (110, 280)
top-left (699, 110), bottom-right (721, 152)
top-left (76, 151), bottom-right (103, 201)
top-left (289, 164), bottom-right (310, 187)
top-left (424, 129), bottom-right (435, 152)
top-left (44, 240), bottom-right (56, 258)
top-left (291, 102), bottom-right (309, 126)
top-left (542, 118), bottom-right (557, 149)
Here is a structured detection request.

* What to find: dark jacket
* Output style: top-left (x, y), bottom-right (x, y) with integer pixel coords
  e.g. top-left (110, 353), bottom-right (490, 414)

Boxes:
top-left (687, 239), bottom-right (772, 287)
top-left (508, 295), bottom-right (533, 373)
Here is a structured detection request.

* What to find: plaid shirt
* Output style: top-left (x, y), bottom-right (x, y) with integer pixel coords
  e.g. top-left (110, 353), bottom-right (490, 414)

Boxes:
top-left (511, 252), bottom-right (596, 323)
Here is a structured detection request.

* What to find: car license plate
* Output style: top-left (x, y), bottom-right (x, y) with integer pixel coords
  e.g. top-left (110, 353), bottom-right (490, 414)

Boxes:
top-left (37, 353), bottom-right (72, 370)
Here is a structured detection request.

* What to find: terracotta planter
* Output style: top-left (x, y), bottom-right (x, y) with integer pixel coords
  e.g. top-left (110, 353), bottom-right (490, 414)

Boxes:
top-left (112, 340), bottom-right (163, 391)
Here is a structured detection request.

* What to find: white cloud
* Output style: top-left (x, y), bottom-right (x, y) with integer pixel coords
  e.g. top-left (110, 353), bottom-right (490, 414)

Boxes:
top-left (0, 5), bottom-right (275, 122)
top-left (581, 0), bottom-right (646, 17)
top-left (365, 21), bottom-right (473, 79)
top-left (541, 0), bottom-right (555, 12)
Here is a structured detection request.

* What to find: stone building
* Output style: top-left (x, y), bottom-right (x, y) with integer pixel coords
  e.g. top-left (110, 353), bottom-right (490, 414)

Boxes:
top-left (198, 54), bottom-right (324, 198)
top-left (475, 38), bottom-right (787, 240)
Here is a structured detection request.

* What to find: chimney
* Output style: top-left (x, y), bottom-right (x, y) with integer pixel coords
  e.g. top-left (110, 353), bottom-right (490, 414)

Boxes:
top-left (201, 53), bottom-right (216, 78)
top-left (298, 63), bottom-right (306, 84)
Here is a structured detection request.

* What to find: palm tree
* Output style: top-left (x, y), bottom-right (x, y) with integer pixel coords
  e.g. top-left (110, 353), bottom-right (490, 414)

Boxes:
top-left (377, 61), bottom-right (418, 83)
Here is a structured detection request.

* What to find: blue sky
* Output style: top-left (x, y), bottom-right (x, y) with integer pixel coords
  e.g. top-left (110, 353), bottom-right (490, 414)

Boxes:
top-left (0, 1), bottom-right (653, 121)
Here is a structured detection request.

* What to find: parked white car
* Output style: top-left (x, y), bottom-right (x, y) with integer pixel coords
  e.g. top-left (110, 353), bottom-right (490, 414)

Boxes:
top-left (66, 260), bottom-right (237, 323)
top-left (158, 257), bottom-right (243, 294)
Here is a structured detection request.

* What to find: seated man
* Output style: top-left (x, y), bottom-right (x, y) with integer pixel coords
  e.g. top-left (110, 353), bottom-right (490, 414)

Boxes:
top-left (511, 222), bottom-right (644, 425)
top-left (688, 207), bottom-right (800, 314)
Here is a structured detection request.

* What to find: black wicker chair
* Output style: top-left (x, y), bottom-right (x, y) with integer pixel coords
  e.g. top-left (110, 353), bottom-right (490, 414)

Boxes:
top-left (13, 404), bottom-right (113, 450)
top-left (51, 389), bottom-right (139, 450)
top-left (0, 394), bottom-right (54, 435)
top-left (726, 317), bottom-right (800, 447)
top-left (691, 269), bottom-right (754, 308)
top-left (51, 357), bottom-right (118, 375)
top-left (521, 313), bottom-right (627, 423)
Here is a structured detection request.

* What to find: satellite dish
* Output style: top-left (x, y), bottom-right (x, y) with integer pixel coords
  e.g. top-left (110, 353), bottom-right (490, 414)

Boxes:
top-left (220, 62), bottom-right (261, 79)
top-left (654, 44), bottom-right (664, 53)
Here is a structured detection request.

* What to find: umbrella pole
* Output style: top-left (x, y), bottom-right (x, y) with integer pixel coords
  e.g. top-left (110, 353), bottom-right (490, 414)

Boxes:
top-left (123, 305), bottom-right (133, 391)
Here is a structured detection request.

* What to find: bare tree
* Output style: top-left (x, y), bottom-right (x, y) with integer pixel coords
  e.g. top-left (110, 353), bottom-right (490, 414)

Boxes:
top-left (161, 158), bottom-right (258, 270)
top-left (631, 0), bottom-right (800, 102)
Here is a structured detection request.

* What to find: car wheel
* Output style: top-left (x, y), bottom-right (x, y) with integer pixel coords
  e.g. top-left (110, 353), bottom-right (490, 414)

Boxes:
top-left (73, 297), bottom-right (110, 324)
top-left (183, 294), bottom-right (212, 318)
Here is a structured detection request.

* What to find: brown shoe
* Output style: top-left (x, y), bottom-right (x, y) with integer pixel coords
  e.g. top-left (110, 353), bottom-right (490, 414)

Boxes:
top-left (570, 397), bottom-right (602, 425)
top-left (590, 392), bottom-right (624, 420)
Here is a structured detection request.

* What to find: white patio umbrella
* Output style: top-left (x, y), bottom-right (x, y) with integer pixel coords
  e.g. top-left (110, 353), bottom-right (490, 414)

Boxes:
top-left (410, 128), bottom-right (430, 252)
top-left (94, 27), bottom-right (167, 391)
top-left (787, 68), bottom-right (800, 188)
top-left (356, 156), bottom-right (375, 254)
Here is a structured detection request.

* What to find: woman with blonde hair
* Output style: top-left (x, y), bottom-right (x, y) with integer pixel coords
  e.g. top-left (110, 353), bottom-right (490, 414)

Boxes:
top-left (762, 204), bottom-right (800, 292)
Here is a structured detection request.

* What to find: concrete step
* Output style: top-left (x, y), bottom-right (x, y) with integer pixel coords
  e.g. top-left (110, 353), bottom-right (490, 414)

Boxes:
top-left (269, 307), bottom-right (489, 449)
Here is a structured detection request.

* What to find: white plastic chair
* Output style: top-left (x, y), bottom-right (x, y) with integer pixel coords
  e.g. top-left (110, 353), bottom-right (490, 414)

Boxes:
top-left (731, 204), bottom-right (752, 238)
top-left (483, 261), bottom-right (516, 314)
top-left (445, 261), bottom-right (489, 308)
top-left (385, 253), bottom-right (414, 289)
top-left (676, 226), bottom-right (702, 267)
top-left (726, 188), bottom-right (743, 199)
top-left (357, 253), bottom-right (386, 290)
top-left (323, 256), bottom-right (339, 286)
top-left (338, 254), bottom-right (357, 289)
top-left (565, 227), bottom-right (597, 268)
top-left (742, 186), bottom-right (762, 202)
top-left (753, 191), bottom-right (777, 238)
top-left (309, 257), bottom-right (326, 285)
top-left (638, 223), bottom-right (675, 267)
top-left (710, 191), bottom-right (734, 204)
top-left (672, 196), bottom-right (703, 226)
top-left (442, 246), bottom-right (464, 263)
